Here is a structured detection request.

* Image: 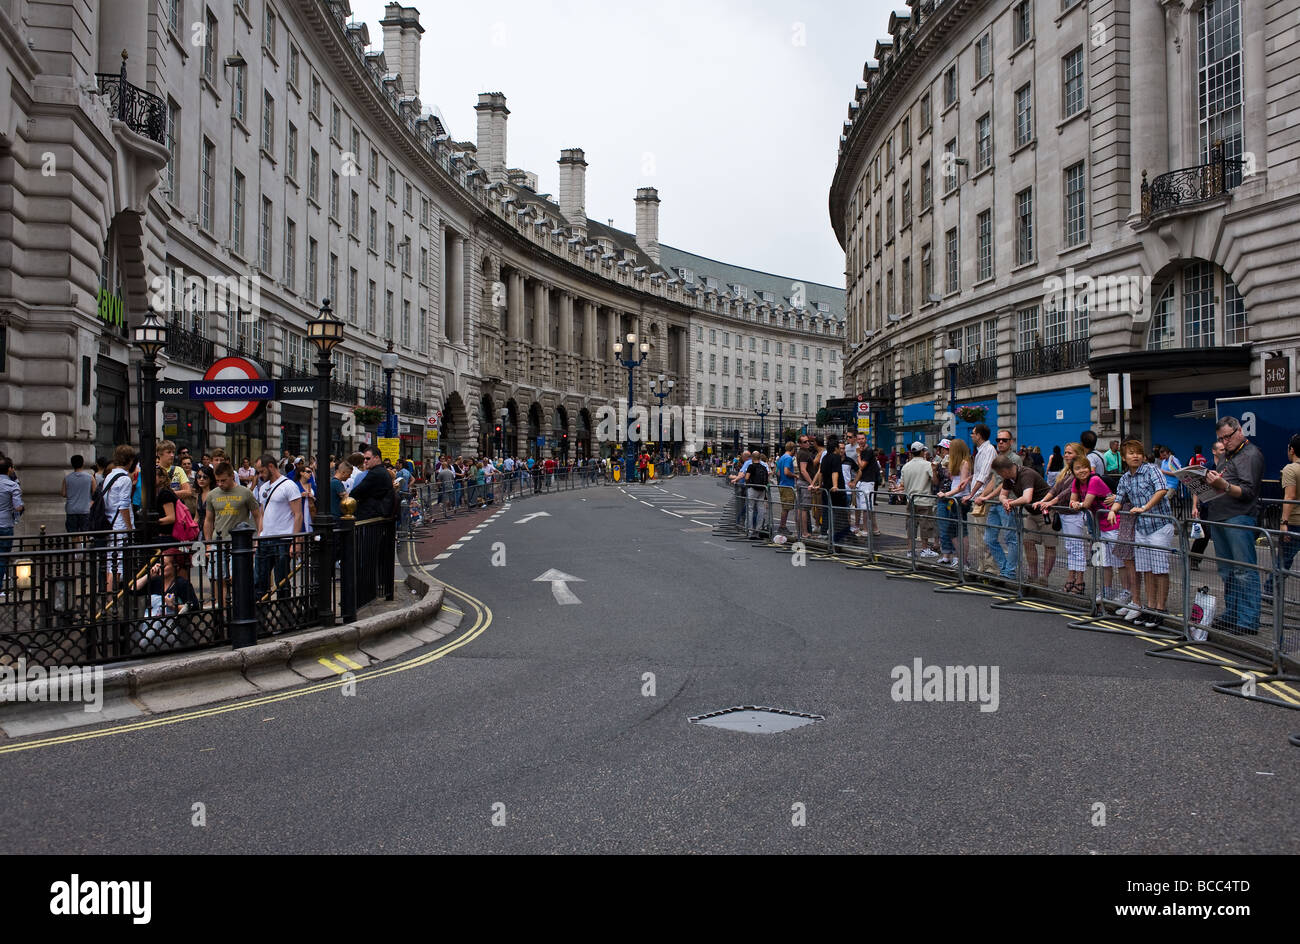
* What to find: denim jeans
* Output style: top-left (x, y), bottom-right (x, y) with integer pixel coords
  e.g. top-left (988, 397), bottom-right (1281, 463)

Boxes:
top-left (1265, 531), bottom-right (1299, 596)
top-left (984, 504), bottom-right (1020, 579)
top-left (254, 537), bottom-right (292, 597)
top-left (0, 525), bottom-right (12, 591)
top-left (1209, 515), bottom-right (1260, 630)
top-left (936, 498), bottom-right (960, 555)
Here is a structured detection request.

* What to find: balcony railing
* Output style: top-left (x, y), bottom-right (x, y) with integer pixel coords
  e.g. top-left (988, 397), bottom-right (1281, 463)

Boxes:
top-left (900, 368), bottom-right (935, 398)
top-left (955, 355), bottom-right (998, 387)
top-left (164, 314), bottom-right (214, 369)
top-left (363, 386), bottom-right (388, 408)
top-left (1142, 141), bottom-right (1245, 221)
top-left (398, 396), bottom-right (428, 417)
top-left (278, 363), bottom-right (315, 381)
top-left (95, 64), bottom-right (167, 145)
top-left (1012, 338), bottom-right (1090, 378)
top-left (330, 379), bottom-right (358, 405)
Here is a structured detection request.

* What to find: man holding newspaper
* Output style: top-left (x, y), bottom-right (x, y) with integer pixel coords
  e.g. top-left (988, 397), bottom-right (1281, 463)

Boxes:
top-left (1179, 416), bottom-right (1266, 636)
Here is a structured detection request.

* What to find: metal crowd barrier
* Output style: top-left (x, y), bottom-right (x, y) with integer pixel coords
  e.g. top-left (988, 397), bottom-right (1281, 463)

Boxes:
top-left (706, 471), bottom-right (1297, 685)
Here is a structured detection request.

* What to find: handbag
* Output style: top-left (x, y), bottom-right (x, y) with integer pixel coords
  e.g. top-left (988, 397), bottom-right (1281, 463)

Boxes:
top-left (1189, 586), bottom-right (1216, 641)
top-left (1050, 512), bottom-right (1062, 532)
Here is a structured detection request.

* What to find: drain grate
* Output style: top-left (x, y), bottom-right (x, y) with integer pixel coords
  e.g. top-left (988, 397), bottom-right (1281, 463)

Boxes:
top-left (688, 705), bottom-right (825, 733)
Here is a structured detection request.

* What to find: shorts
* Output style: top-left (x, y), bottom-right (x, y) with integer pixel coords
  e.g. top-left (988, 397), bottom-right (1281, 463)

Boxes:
top-left (1021, 511), bottom-right (1059, 549)
top-left (1134, 522), bottom-right (1174, 574)
top-left (779, 486), bottom-right (796, 512)
top-left (1100, 529), bottom-right (1124, 569)
top-left (856, 482), bottom-right (875, 510)
top-left (109, 528), bottom-right (129, 576)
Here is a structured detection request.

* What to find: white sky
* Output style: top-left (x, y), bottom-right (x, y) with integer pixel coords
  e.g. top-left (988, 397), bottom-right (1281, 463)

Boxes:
top-left (348, 0), bottom-right (902, 287)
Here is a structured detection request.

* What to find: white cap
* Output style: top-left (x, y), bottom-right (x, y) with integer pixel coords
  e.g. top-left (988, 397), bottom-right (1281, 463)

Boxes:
top-left (910, 441), bottom-right (926, 453)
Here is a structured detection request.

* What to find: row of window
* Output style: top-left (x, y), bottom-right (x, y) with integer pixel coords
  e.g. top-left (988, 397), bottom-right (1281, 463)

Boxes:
top-left (693, 327), bottom-right (837, 362)
top-left (700, 387), bottom-right (821, 414)
top-left (694, 352), bottom-right (835, 386)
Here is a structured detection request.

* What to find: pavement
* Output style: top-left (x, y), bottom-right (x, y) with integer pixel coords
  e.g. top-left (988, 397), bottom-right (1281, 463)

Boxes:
top-left (0, 473), bottom-right (1295, 854)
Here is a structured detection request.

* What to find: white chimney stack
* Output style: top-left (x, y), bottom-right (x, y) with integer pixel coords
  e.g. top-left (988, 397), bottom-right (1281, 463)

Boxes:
top-left (474, 92), bottom-right (510, 186)
top-left (379, 4), bottom-right (423, 102)
top-left (558, 149), bottom-right (588, 239)
top-left (634, 187), bottom-right (660, 263)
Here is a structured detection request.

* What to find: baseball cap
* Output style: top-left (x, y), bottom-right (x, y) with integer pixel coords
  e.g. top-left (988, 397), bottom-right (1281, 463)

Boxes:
top-left (938, 438), bottom-right (952, 449)
top-left (910, 441), bottom-right (926, 453)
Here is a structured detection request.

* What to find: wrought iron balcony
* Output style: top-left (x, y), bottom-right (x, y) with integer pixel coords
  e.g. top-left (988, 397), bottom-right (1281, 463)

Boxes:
top-left (1142, 141), bottom-right (1245, 221)
top-left (955, 355), bottom-right (998, 387)
top-left (95, 65), bottom-right (167, 145)
top-left (900, 368), bottom-right (935, 398)
top-left (399, 396), bottom-right (428, 417)
top-left (363, 386), bottom-right (388, 408)
top-left (329, 379), bottom-right (358, 404)
top-left (164, 313), bottom-right (214, 369)
top-left (1012, 338), bottom-right (1090, 378)
top-left (278, 363), bottom-right (316, 381)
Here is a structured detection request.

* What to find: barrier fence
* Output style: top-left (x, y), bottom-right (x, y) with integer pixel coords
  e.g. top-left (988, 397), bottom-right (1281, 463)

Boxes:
top-left (716, 477), bottom-right (1299, 687)
top-left (0, 515), bottom-right (395, 668)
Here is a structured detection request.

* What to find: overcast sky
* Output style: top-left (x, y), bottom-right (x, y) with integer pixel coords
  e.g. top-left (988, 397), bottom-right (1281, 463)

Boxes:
top-left (349, 0), bottom-right (902, 287)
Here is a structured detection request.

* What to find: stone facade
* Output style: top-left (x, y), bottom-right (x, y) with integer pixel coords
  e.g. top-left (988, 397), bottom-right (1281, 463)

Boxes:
top-left (0, 0), bottom-right (843, 529)
top-left (831, 0), bottom-right (1300, 456)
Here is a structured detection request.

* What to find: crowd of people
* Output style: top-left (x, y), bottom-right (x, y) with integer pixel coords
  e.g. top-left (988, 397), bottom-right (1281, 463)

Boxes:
top-left (726, 418), bottom-right (1299, 636)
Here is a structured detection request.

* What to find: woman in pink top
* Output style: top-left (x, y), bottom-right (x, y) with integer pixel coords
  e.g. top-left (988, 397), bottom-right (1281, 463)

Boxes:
top-left (1058, 457), bottom-right (1113, 594)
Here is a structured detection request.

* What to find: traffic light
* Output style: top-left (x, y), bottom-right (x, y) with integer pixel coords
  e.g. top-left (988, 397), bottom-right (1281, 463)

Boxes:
top-left (495, 424), bottom-right (502, 435)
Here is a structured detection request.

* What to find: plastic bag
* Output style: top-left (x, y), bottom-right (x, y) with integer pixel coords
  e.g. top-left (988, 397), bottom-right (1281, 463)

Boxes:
top-left (1188, 586), bottom-right (1216, 641)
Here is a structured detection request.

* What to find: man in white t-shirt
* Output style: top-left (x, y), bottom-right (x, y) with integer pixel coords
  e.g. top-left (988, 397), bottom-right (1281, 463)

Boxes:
top-left (103, 445), bottom-right (137, 592)
top-left (255, 453), bottom-right (303, 597)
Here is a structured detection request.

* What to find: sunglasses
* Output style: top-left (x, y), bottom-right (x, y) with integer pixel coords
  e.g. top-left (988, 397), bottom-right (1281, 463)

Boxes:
top-left (996, 438), bottom-right (1011, 443)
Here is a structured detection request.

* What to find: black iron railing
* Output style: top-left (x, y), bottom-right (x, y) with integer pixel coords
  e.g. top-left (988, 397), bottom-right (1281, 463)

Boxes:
top-left (900, 369), bottom-right (935, 398)
top-left (400, 396), bottom-right (427, 417)
top-left (956, 355), bottom-right (998, 387)
top-left (363, 386), bottom-right (388, 408)
top-left (164, 314), bottom-right (215, 369)
top-left (1142, 141), bottom-right (1245, 221)
top-left (0, 518), bottom-right (395, 667)
top-left (279, 364), bottom-right (315, 381)
top-left (95, 63), bottom-right (167, 145)
top-left (1012, 337), bottom-right (1090, 377)
top-left (330, 379), bottom-right (358, 404)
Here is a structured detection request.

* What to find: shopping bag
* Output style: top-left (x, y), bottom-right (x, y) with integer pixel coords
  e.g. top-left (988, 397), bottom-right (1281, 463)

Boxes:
top-left (1189, 521), bottom-right (1205, 541)
top-left (1188, 586), bottom-right (1216, 642)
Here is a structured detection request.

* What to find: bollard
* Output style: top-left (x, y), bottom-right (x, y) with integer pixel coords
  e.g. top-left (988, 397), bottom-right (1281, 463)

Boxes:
top-left (339, 499), bottom-right (357, 624)
top-left (229, 522), bottom-right (257, 649)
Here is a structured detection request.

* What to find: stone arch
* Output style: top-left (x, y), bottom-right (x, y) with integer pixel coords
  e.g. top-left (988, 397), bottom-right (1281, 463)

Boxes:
top-left (553, 404), bottom-right (569, 459)
top-left (478, 393), bottom-right (496, 457)
top-left (578, 408), bottom-right (593, 459)
top-left (441, 391), bottom-right (470, 456)
top-left (527, 401), bottom-right (544, 458)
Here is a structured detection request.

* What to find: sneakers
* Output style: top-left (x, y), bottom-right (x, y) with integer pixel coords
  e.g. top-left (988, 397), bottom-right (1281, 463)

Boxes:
top-left (1114, 588), bottom-right (1133, 605)
top-left (919, 548), bottom-right (940, 559)
top-left (1116, 606), bottom-right (1140, 621)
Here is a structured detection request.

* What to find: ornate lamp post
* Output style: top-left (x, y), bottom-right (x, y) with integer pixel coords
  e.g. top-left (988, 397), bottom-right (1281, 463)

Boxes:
top-left (754, 394), bottom-right (770, 455)
top-left (132, 309), bottom-right (168, 540)
top-left (775, 395), bottom-right (785, 455)
top-left (649, 373), bottom-right (674, 465)
top-left (612, 332), bottom-right (649, 483)
top-left (943, 347), bottom-right (962, 428)
top-left (380, 341), bottom-right (399, 441)
top-left (307, 298), bottom-right (345, 626)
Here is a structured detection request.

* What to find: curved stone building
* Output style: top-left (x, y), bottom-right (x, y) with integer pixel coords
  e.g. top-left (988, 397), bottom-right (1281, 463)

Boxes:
top-left (0, 0), bottom-right (842, 528)
top-left (832, 0), bottom-right (1300, 455)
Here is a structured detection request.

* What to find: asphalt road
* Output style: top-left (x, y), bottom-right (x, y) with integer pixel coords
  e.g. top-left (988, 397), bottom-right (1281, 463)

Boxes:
top-left (1, 474), bottom-right (1296, 854)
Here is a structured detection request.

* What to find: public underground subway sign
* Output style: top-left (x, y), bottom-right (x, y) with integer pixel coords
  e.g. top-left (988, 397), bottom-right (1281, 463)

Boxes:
top-left (151, 356), bottom-right (273, 425)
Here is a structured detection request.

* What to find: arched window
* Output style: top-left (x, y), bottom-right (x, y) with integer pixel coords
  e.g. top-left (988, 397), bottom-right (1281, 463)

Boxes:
top-left (1145, 262), bottom-right (1247, 350)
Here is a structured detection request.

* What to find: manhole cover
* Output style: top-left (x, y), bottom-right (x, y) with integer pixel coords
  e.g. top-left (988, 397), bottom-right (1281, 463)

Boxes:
top-left (688, 706), bottom-right (824, 733)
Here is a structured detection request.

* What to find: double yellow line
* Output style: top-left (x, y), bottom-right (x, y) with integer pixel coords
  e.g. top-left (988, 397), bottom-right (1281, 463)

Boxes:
top-left (0, 579), bottom-right (492, 756)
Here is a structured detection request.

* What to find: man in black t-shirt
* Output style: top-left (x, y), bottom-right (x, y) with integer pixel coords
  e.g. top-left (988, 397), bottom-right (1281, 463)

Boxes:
top-left (819, 435), bottom-right (853, 544)
top-left (745, 452), bottom-right (770, 538)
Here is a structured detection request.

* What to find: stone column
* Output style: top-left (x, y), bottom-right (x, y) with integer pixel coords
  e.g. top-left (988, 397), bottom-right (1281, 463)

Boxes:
top-left (1242, 0), bottom-right (1266, 179)
top-left (448, 235), bottom-right (465, 343)
top-left (533, 282), bottom-right (550, 382)
top-left (1130, 0), bottom-right (1168, 217)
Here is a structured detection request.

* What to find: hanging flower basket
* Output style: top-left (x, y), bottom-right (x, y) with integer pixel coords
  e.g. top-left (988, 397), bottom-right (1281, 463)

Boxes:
top-left (353, 405), bottom-right (384, 427)
top-left (955, 405), bottom-right (988, 424)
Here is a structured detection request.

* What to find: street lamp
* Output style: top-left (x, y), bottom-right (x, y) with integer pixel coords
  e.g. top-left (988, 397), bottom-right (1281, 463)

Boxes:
top-left (649, 372), bottom-right (674, 465)
top-left (380, 340), bottom-right (399, 442)
top-left (307, 297), bottom-right (345, 627)
top-left (754, 394), bottom-right (771, 455)
top-left (132, 308), bottom-right (169, 540)
top-left (943, 347), bottom-right (962, 419)
top-left (612, 332), bottom-right (650, 483)
top-left (775, 395), bottom-right (785, 454)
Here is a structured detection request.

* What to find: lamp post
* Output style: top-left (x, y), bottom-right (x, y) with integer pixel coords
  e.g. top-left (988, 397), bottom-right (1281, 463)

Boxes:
top-left (612, 332), bottom-right (650, 484)
top-left (649, 373), bottom-right (674, 465)
top-left (132, 308), bottom-right (168, 541)
top-left (943, 347), bottom-right (961, 431)
top-left (380, 341), bottom-right (399, 442)
top-left (307, 298), bottom-right (345, 627)
top-left (754, 394), bottom-right (770, 455)
top-left (775, 395), bottom-right (784, 455)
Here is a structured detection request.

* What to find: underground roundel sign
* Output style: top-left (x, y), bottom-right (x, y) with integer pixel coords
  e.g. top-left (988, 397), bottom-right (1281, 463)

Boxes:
top-left (199, 356), bottom-right (272, 424)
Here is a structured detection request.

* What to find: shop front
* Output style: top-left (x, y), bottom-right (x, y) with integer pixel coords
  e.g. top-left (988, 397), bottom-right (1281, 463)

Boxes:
top-left (161, 401), bottom-right (209, 454)
top-left (280, 404), bottom-right (312, 459)
top-left (93, 356), bottom-right (130, 459)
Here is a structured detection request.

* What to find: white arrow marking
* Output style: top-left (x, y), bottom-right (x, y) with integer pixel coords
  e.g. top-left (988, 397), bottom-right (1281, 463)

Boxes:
top-left (534, 568), bottom-right (584, 605)
top-left (514, 511), bottom-right (552, 524)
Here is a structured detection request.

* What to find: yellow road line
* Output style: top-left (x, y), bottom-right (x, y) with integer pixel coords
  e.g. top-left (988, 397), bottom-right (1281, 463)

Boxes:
top-left (317, 657), bottom-right (344, 674)
top-left (0, 577), bottom-right (491, 756)
top-left (334, 653), bottom-right (363, 671)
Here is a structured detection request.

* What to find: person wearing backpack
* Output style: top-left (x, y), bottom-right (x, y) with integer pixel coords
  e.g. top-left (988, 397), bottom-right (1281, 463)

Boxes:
top-left (744, 450), bottom-right (770, 538)
top-left (97, 445), bottom-right (136, 592)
